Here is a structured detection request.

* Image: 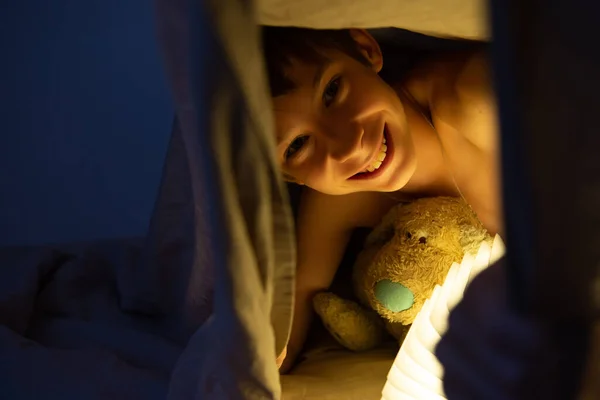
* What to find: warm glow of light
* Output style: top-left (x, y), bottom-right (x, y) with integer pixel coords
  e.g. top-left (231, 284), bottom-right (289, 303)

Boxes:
top-left (381, 235), bottom-right (506, 400)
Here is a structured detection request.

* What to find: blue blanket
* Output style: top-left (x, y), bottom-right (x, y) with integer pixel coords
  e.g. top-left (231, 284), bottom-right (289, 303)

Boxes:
top-left (0, 0), bottom-right (295, 398)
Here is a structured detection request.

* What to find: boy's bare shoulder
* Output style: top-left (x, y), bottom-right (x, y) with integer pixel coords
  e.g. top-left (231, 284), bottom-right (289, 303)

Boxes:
top-left (299, 188), bottom-right (397, 231)
top-left (428, 50), bottom-right (498, 152)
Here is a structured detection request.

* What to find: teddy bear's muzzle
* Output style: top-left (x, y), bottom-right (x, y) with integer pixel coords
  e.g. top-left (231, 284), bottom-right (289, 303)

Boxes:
top-left (374, 279), bottom-right (415, 312)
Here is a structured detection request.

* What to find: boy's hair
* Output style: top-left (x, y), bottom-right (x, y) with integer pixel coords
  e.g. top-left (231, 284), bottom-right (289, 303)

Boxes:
top-left (261, 27), bottom-right (371, 97)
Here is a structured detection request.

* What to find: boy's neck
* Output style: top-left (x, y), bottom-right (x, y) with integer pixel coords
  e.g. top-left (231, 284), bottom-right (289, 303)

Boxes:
top-left (394, 82), bottom-right (460, 199)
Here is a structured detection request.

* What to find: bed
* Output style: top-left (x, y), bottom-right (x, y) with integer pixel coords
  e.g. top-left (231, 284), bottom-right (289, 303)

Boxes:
top-left (0, 1), bottom-right (490, 399)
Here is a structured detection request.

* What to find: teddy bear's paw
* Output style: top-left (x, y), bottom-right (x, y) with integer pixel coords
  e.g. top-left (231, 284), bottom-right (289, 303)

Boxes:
top-left (313, 292), bottom-right (387, 351)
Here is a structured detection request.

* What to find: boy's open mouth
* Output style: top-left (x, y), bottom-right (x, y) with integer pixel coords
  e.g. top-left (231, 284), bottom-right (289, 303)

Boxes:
top-left (349, 125), bottom-right (392, 180)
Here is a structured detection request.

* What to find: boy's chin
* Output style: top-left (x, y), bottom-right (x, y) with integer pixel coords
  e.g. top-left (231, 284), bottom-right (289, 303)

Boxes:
top-left (350, 179), bottom-right (410, 194)
top-left (373, 167), bottom-right (416, 193)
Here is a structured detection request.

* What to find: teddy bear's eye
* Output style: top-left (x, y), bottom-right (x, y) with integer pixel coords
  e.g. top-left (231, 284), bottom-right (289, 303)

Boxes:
top-left (406, 232), bottom-right (412, 239)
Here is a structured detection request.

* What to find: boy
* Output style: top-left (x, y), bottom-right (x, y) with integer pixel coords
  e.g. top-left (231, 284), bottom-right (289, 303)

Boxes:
top-left (262, 27), bottom-right (501, 372)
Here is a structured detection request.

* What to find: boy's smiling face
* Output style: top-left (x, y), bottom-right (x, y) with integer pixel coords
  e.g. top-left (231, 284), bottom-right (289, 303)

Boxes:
top-left (273, 30), bottom-right (418, 195)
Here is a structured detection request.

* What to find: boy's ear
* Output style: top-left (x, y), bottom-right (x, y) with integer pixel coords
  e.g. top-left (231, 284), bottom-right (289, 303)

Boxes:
top-left (282, 172), bottom-right (304, 185)
top-left (349, 29), bottom-right (383, 73)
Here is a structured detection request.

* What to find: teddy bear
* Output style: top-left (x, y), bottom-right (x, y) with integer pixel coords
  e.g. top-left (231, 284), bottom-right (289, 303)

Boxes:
top-left (313, 196), bottom-right (493, 351)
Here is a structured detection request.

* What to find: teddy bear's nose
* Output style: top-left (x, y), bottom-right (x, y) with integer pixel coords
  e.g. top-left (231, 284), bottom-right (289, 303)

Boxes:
top-left (374, 279), bottom-right (414, 312)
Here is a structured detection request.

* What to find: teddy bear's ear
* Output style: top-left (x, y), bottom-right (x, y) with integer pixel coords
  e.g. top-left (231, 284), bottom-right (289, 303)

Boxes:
top-left (365, 205), bottom-right (401, 247)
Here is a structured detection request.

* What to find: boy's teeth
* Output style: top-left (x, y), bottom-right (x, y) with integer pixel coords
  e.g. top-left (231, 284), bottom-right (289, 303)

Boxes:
top-left (362, 139), bottom-right (387, 173)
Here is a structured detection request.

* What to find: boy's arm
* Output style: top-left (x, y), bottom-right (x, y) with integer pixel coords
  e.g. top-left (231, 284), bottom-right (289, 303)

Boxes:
top-left (280, 189), bottom-right (389, 373)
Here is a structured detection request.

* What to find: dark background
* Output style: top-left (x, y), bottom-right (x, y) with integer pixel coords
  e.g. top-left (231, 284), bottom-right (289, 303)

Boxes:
top-left (0, 1), bottom-right (173, 246)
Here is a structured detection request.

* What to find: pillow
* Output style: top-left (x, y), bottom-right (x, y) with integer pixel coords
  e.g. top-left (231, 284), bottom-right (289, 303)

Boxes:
top-left (257, 0), bottom-right (489, 40)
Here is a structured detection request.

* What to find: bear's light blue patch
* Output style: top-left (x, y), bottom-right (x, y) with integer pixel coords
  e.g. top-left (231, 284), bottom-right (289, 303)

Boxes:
top-left (374, 280), bottom-right (414, 312)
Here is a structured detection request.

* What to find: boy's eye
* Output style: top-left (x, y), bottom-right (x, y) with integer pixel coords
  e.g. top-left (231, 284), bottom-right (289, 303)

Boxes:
top-left (285, 135), bottom-right (309, 160)
top-left (322, 76), bottom-right (341, 107)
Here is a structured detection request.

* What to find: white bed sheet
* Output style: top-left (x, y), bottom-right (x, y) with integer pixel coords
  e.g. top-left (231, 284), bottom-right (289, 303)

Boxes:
top-left (257, 0), bottom-right (489, 40)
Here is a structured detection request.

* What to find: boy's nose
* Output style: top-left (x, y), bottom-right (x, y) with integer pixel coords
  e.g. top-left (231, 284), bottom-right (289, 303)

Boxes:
top-left (321, 124), bottom-right (363, 163)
